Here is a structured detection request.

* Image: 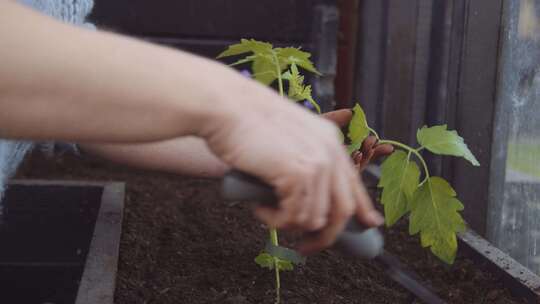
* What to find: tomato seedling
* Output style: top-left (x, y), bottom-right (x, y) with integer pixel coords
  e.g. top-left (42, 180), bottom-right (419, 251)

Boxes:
top-left (218, 39), bottom-right (479, 304)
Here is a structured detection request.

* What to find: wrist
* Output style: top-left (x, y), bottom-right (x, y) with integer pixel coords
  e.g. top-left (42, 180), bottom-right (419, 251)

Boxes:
top-left (193, 68), bottom-right (269, 139)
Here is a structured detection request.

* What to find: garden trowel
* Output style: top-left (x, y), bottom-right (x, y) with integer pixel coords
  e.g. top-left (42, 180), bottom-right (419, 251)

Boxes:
top-left (221, 170), bottom-right (446, 304)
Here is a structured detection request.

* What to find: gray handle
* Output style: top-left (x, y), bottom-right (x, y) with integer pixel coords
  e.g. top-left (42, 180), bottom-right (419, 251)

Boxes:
top-left (222, 170), bottom-right (384, 259)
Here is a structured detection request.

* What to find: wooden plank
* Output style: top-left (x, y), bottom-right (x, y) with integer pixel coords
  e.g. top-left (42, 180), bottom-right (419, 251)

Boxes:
top-left (380, 0), bottom-right (422, 145)
top-left (310, 5), bottom-right (339, 113)
top-left (143, 37), bottom-right (314, 59)
top-left (460, 230), bottom-right (540, 303)
top-left (353, 0), bottom-right (389, 130)
top-left (365, 166), bottom-right (540, 303)
top-left (449, 0), bottom-right (504, 235)
top-left (335, 0), bottom-right (360, 108)
top-left (90, 0), bottom-right (327, 42)
top-left (76, 182), bottom-right (125, 304)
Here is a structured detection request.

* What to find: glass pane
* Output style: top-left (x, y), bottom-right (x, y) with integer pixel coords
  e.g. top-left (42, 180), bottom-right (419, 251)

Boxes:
top-left (489, 0), bottom-right (540, 274)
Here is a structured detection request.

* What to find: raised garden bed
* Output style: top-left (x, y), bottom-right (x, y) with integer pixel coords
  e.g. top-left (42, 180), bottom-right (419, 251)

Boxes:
top-left (15, 152), bottom-right (535, 303)
top-left (0, 179), bottom-right (124, 304)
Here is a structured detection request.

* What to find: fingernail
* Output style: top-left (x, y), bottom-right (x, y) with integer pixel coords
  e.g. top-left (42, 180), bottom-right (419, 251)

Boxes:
top-left (369, 211), bottom-right (385, 226)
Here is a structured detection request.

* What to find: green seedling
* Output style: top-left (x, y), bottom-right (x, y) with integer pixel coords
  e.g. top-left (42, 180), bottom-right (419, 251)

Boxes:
top-left (218, 39), bottom-right (479, 303)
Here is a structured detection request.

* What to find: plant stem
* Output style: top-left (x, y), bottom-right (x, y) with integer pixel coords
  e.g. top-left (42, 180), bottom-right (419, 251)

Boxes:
top-left (368, 127), bottom-right (381, 141)
top-left (273, 53), bottom-right (285, 97)
top-left (269, 228), bottom-right (281, 304)
top-left (271, 51), bottom-right (284, 304)
top-left (378, 139), bottom-right (430, 183)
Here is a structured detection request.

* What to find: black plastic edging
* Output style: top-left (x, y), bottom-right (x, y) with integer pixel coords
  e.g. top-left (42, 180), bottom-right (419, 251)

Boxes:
top-left (364, 166), bottom-right (540, 303)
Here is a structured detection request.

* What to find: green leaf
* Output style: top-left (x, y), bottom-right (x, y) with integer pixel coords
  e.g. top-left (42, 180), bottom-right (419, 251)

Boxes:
top-left (217, 39), bottom-right (273, 58)
top-left (409, 177), bottom-right (466, 264)
top-left (338, 130), bottom-right (345, 143)
top-left (417, 125), bottom-right (480, 166)
top-left (254, 252), bottom-right (295, 271)
top-left (347, 103), bottom-right (370, 154)
top-left (229, 55), bottom-right (256, 67)
top-left (264, 242), bottom-right (306, 265)
top-left (217, 39), bottom-right (279, 85)
top-left (285, 64), bottom-right (321, 113)
top-left (252, 55), bottom-right (278, 85)
top-left (255, 253), bottom-right (275, 270)
top-left (347, 141), bottom-right (362, 155)
top-left (276, 259), bottom-right (294, 271)
top-left (275, 47), bottom-right (321, 75)
top-left (286, 63), bottom-right (305, 100)
top-left (378, 151), bottom-right (420, 226)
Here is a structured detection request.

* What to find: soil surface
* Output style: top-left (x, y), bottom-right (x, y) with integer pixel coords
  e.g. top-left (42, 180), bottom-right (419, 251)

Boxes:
top-left (16, 152), bottom-right (530, 304)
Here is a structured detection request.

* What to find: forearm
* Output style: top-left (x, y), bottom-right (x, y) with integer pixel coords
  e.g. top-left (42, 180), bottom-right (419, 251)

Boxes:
top-left (0, 1), bottom-right (248, 143)
top-left (79, 137), bottom-right (229, 178)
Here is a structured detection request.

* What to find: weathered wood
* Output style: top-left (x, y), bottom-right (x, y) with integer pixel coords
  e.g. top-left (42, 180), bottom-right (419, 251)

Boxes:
top-left (380, 0), bottom-right (430, 145)
top-left (76, 182), bottom-right (124, 304)
top-left (311, 5), bottom-right (339, 113)
top-left (90, 1), bottom-right (328, 42)
top-left (365, 166), bottom-right (540, 303)
top-left (353, 0), bottom-right (388, 130)
top-left (449, 0), bottom-right (504, 235)
top-left (7, 180), bottom-right (125, 304)
top-left (335, 0), bottom-right (360, 108)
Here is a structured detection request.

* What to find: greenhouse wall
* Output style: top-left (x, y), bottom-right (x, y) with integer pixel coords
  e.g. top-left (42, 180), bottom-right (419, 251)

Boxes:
top-left (489, 0), bottom-right (540, 275)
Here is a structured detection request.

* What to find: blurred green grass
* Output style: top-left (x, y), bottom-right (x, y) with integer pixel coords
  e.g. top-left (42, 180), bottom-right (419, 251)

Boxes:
top-left (506, 141), bottom-right (540, 178)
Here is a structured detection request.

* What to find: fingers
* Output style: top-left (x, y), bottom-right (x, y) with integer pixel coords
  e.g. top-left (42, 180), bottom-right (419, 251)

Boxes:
top-left (321, 109), bottom-right (353, 128)
top-left (303, 165), bottom-right (331, 231)
top-left (352, 175), bottom-right (384, 227)
top-left (299, 157), bottom-right (356, 254)
top-left (352, 137), bottom-right (395, 172)
top-left (254, 154), bottom-right (331, 231)
top-left (361, 136), bottom-right (377, 156)
top-left (371, 144), bottom-right (394, 160)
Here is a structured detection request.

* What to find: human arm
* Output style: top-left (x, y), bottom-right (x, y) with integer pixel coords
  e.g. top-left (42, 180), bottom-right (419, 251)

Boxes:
top-left (79, 137), bottom-right (229, 178)
top-left (79, 110), bottom-right (392, 179)
top-left (0, 1), bottom-right (383, 253)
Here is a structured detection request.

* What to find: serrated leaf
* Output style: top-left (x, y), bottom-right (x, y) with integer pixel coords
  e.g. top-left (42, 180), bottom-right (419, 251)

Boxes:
top-left (217, 39), bottom-right (279, 85)
top-left (255, 253), bottom-right (275, 270)
top-left (276, 47), bottom-right (321, 75)
top-left (417, 125), bottom-right (480, 166)
top-left (409, 177), bottom-right (466, 264)
top-left (347, 104), bottom-right (370, 154)
top-left (378, 151), bottom-right (420, 226)
top-left (282, 71), bottom-right (292, 80)
top-left (217, 39), bottom-right (273, 58)
top-left (286, 64), bottom-right (321, 113)
top-left (287, 63), bottom-right (305, 100)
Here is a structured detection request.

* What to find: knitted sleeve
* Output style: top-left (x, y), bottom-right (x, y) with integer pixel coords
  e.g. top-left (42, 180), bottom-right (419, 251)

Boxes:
top-left (17, 0), bottom-right (95, 28)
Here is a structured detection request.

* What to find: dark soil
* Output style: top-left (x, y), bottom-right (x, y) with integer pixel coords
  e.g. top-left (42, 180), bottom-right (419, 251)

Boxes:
top-left (16, 152), bottom-right (529, 304)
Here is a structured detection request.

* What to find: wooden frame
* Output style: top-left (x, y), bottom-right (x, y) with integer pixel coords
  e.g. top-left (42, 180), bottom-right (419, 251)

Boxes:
top-left (9, 180), bottom-right (125, 304)
top-left (354, 0), bottom-right (505, 235)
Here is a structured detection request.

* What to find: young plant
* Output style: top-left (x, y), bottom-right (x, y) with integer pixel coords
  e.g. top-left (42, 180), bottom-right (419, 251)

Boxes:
top-left (346, 105), bottom-right (479, 264)
top-left (218, 39), bottom-right (320, 304)
top-left (218, 38), bottom-right (479, 302)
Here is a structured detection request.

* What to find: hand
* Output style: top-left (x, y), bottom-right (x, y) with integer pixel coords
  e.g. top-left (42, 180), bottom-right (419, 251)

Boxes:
top-left (351, 136), bottom-right (394, 171)
top-left (202, 80), bottom-right (384, 254)
top-left (322, 109), bottom-right (394, 172)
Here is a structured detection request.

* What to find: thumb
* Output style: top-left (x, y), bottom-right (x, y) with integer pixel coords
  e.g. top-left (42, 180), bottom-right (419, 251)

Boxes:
top-left (321, 109), bottom-right (353, 128)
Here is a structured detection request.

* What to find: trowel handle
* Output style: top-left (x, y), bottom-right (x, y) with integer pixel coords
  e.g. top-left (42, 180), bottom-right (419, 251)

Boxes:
top-left (221, 170), bottom-right (384, 259)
